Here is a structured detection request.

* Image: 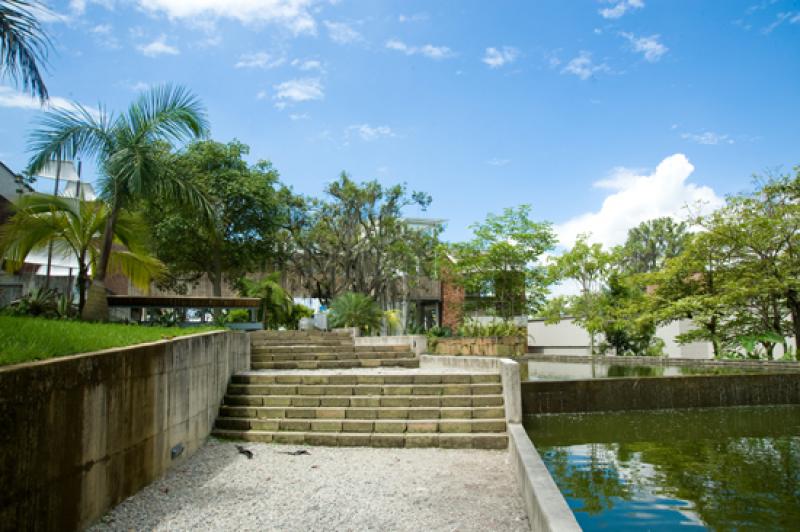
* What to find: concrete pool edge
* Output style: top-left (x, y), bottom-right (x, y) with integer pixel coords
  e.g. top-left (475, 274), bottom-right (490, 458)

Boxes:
top-left (420, 355), bottom-right (580, 531)
top-left (508, 423), bottom-right (581, 532)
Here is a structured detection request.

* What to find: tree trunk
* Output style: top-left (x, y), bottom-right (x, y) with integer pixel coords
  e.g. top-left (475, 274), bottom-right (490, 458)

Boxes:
top-left (81, 202), bottom-right (121, 321)
top-left (77, 261), bottom-right (87, 313)
top-left (787, 289), bottom-right (800, 360)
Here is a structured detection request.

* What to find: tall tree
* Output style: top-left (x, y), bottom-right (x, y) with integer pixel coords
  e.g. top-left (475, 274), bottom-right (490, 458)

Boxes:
top-left (26, 84), bottom-right (208, 320)
top-left (0, 194), bottom-right (164, 311)
top-left (144, 139), bottom-right (287, 296)
top-left (448, 205), bottom-right (556, 318)
top-left (0, 0), bottom-right (50, 101)
top-left (545, 235), bottom-right (614, 355)
top-left (620, 217), bottom-right (690, 274)
top-left (286, 173), bottom-right (439, 307)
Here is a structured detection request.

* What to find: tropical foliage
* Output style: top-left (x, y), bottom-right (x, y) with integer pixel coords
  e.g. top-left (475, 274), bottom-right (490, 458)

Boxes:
top-left (0, 0), bottom-right (50, 101)
top-left (0, 194), bottom-right (164, 312)
top-left (25, 84), bottom-right (208, 320)
top-left (328, 292), bottom-right (383, 334)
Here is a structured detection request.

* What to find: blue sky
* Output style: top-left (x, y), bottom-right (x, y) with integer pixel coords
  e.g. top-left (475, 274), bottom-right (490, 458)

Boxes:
top-left (1, 0), bottom-right (798, 245)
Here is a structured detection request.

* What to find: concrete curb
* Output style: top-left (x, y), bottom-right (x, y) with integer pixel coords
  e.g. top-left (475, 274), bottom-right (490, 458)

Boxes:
top-left (508, 423), bottom-right (581, 532)
top-left (419, 355), bottom-right (521, 423)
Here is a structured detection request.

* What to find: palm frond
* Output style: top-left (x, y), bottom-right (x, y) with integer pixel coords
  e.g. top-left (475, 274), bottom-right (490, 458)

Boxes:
top-left (26, 103), bottom-right (114, 177)
top-left (129, 84), bottom-right (209, 145)
top-left (0, 0), bottom-right (51, 101)
top-left (107, 249), bottom-right (166, 293)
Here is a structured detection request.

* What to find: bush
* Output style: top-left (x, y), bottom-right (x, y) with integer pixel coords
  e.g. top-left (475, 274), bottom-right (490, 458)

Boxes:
top-left (457, 319), bottom-right (523, 338)
top-left (1, 288), bottom-right (59, 318)
top-left (227, 309), bottom-right (252, 323)
top-left (328, 292), bottom-right (382, 334)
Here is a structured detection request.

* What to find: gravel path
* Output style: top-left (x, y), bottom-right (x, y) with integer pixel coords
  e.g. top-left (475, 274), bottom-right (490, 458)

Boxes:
top-left (90, 438), bottom-right (528, 532)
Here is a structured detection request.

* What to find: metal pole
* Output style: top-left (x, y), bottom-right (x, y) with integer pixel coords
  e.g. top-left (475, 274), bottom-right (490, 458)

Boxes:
top-left (44, 154), bottom-right (63, 288)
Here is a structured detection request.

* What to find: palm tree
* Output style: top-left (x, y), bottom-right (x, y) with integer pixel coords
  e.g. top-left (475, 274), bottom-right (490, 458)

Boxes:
top-left (0, 0), bottom-right (51, 101)
top-left (238, 273), bottom-right (293, 329)
top-left (26, 84), bottom-right (209, 320)
top-left (0, 194), bottom-right (165, 312)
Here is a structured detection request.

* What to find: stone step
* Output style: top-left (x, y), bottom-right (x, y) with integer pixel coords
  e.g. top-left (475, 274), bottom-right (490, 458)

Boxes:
top-left (250, 344), bottom-right (356, 352)
top-left (251, 341), bottom-right (355, 348)
top-left (232, 373), bottom-right (501, 385)
top-left (223, 394), bottom-right (505, 408)
top-left (213, 429), bottom-right (508, 449)
top-left (216, 417), bottom-right (507, 433)
top-left (251, 351), bottom-right (412, 361)
top-left (220, 405), bottom-right (506, 420)
top-left (227, 383), bottom-right (504, 397)
top-left (250, 358), bottom-right (420, 370)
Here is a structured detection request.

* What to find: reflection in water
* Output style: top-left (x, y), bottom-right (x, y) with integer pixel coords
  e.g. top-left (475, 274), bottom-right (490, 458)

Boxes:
top-left (527, 406), bottom-right (800, 531)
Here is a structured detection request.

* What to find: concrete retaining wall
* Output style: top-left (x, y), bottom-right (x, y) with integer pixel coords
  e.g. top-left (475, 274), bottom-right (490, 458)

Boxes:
top-left (522, 373), bottom-right (800, 414)
top-left (355, 335), bottom-right (427, 357)
top-left (0, 330), bottom-right (249, 532)
top-left (434, 336), bottom-right (525, 357)
top-left (507, 424), bottom-right (581, 532)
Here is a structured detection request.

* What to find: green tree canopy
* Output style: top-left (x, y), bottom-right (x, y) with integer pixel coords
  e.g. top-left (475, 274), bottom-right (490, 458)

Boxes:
top-left (144, 139), bottom-right (287, 296)
top-left (285, 173), bottom-right (439, 307)
top-left (620, 217), bottom-right (690, 274)
top-left (448, 205), bottom-right (556, 318)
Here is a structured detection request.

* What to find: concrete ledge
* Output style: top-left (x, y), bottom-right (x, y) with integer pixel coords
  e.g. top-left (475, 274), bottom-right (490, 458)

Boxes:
top-left (355, 335), bottom-right (427, 357)
top-left (522, 373), bottom-right (800, 414)
top-left (420, 355), bottom-right (521, 423)
top-left (0, 330), bottom-right (250, 531)
top-left (507, 424), bottom-right (580, 532)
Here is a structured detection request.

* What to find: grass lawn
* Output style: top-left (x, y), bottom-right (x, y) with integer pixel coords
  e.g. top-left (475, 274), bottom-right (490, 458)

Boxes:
top-left (0, 316), bottom-right (221, 367)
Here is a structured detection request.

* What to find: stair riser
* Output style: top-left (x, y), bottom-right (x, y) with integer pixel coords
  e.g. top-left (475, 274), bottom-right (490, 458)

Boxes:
top-left (224, 395), bottom-right (505, 408)
top-left (228, 384), bottom-right (504, 396)
top-left (232, 374), bottom-right (500, 385)
top-left (213, 430), bottom-right (508, 449)
top-left (217, 418), bottom-right (506, 433)
top-left (220, 406), bottom-right (506, 420)
top-left (251, 352), bottom-right (411, 361)
top-left (250, 360), bottom-right (420, 370)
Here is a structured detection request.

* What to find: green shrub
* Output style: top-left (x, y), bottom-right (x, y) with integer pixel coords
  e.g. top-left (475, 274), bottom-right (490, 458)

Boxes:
top-left (227, 309), bottom-right (252, 323)
top-left (457, 319), bottom-right (523, 338)
top-left (1, 288), bottom-right (59, 318)
top-left (328, 292), bottom-right (382, 334)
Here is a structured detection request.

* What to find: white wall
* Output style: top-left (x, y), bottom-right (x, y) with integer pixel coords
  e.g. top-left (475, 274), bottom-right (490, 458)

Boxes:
top-left (528, 317), bottom-right (715, 359)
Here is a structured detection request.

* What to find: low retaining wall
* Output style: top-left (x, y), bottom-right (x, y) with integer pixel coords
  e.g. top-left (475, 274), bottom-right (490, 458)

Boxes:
top-left (434, 336), bottom-right (525, 357)
top-left (523, 373), bottom-right (800, 414)
top-left (355, 335), bottom-right (427, 357)
top-left (523, 353), bottom-right (800, 369)
top-left (507, 424), bottom-right (581, 532)
top-left (0, 330), bottom-right (249, 532)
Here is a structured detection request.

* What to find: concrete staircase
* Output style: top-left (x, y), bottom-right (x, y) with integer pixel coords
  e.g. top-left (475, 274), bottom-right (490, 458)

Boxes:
top-left (213, 331), bottom-right (509, 449)
top-left (250, 330), bottom-right (420, 370)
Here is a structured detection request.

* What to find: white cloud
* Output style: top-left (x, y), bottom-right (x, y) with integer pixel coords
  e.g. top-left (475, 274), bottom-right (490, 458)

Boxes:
top-left (620, 32), bottom-right (667, 62)
top-left (561, 51), bottom-right (609, 80)
top-left (323, 20), bottom-right (361, 44)
top-left (486, 158), bottom-right (510, 166)
top-left (599, 0), bottom-right (644, 19)
top-left (289, 112), bottom-right (309, 120)
top-left (555, 154), bottom-right (722, 248)
top-left (90, 23), bottom-right (120, 48)
top-left (137, 0), bottom-right (318, 35)
top-left (763, 11), bottom-right (800, 34)
top-left (272, 78), bottom-right (324, 107)
top-left (130, 81), bottom-right (150, 91)
top-left (681, 131), bottom-right (734, 145)
top-left (235, 52), bottom-right (285, 69)
top-left (482, 46), bottom-right (519, 68)
top-left (0, 86), bottom-right (100, 117)
top-left (385, 39), bottom-right (454, 60)
top-left (137, 35), bottom-right (179, 57)
top-left (346, 124), bottom-right (395, 141)
top-left (292, 58), bottom-right (322, 71)
top-left (398, 13), bottom-right (428, 23)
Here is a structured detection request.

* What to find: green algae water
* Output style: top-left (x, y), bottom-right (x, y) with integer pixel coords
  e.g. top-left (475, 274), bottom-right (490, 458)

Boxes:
top-left (525, 406), bottom-right (800, 530)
